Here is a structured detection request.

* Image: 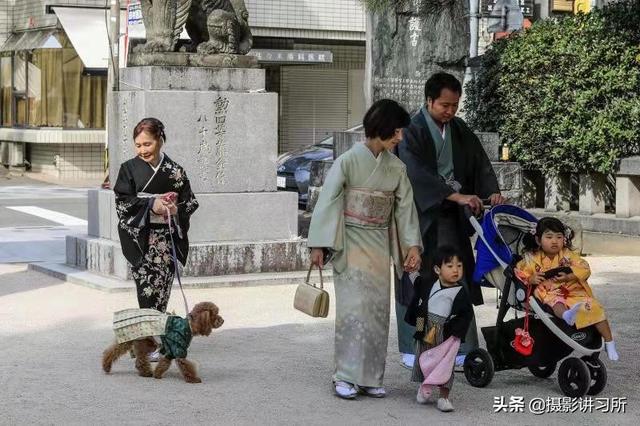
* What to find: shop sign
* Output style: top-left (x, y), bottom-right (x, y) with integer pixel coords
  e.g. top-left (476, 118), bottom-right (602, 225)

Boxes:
top-left (248, 49), bottom-right (333, 64)
top-left (481, 0), bottom-right (534, 17)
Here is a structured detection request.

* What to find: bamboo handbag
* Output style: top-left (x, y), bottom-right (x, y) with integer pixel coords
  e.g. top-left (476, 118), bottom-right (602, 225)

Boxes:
top-left (294, 264), bottom-right (329, 318)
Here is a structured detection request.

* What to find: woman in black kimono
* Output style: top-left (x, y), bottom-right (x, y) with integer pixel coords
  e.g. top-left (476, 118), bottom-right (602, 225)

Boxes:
top-left (114, 117), bottom-right (198, 312)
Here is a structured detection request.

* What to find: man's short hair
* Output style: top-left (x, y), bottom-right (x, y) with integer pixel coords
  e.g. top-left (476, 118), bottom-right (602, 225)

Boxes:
top-left (424, 72), bottom-right (462, 102)
top-left (363, 99), bottom-right (410, 140)
top-left (433, 245), bottom-right (463, 268)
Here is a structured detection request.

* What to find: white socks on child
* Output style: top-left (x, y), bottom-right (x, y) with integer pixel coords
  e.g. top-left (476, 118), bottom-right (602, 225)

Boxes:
top-left (562, 303), bottom-right (584, 326)
top-left (605, 341), bottom-right (619, 361)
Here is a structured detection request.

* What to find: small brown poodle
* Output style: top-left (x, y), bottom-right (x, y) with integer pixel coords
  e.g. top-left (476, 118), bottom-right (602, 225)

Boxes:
top-left (102, 302), bottom-right (224, 383)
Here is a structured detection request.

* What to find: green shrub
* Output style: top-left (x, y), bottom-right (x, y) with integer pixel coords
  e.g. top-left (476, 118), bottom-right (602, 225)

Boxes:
top-left (465, 0), bottom-right (640, 174)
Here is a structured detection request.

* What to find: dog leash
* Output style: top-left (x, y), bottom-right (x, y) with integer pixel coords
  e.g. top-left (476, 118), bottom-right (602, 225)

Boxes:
top-left (166, 209), bottom-right (190, 316)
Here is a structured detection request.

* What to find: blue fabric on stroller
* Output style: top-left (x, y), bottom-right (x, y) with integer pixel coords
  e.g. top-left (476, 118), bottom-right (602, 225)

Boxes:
top-left (472, 204), bottom-right (538, 285)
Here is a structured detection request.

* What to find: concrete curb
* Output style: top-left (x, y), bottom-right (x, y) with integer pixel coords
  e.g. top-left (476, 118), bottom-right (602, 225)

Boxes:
top-left (28, 262), bottom-right (333, 293)
top-left (528, 208), bottom-right (640, 236)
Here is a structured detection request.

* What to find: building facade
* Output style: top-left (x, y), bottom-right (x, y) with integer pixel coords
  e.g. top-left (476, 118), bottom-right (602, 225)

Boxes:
top-left (0, 0), bottom-right (366, 179)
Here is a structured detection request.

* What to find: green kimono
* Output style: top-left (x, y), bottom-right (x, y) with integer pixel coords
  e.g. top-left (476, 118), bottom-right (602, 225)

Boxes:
top-left (160, 316), bottom-right (192, 360)
top-left (308, 143), bottom-right (422, 387)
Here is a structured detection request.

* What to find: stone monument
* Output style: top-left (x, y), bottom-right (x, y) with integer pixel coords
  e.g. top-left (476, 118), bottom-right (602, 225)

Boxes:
top-left (368, 0), bottom-right (469, 113)
top-left (64, 0), bottom-right (306, 283)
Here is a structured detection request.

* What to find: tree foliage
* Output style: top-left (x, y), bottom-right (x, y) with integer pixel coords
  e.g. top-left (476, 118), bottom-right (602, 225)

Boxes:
top-left (464, 0), bottom-right (640, 174)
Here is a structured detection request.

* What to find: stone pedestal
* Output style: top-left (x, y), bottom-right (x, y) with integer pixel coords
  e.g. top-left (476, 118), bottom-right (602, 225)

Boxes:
top-left (616, 176), bottom-right (640, 218)
top-left (475, 132), bottom-right (500, 162)
top-left (545, 174), bottom-right (571, 212)
top-left (615, 156), bottom-right (640, 218)
top-left (69, 66), bottom-right (306, 280)
top-left (579, 173), bottom-right (607, 215)
top-left (493, 162), bottom-right (523, 206)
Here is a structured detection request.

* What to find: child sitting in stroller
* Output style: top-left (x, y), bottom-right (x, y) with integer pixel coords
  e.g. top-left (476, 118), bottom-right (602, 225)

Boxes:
top-left (409, 245), bottom-right (473, 412)
top-left (515, 217), bottom-right (618, 361)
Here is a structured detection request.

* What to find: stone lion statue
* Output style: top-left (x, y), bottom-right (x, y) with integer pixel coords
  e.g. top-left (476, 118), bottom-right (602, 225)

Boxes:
top-left (136, 0), bottom-right (253, 55)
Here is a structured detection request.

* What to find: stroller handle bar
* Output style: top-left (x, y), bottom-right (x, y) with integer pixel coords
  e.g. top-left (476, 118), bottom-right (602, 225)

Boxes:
top-left (464, 205), bottom-right (509, 270)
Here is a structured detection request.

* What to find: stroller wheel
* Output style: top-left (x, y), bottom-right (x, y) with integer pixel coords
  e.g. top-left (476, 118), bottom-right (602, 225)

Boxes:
top-left (582, 356), bottom-right (607, 396)
top-left (528, 363), bottom-right (557, 378)
top-left (558, 357), bottom-right (590, 398)
top-left (463, 349), bottom-right (495, 388)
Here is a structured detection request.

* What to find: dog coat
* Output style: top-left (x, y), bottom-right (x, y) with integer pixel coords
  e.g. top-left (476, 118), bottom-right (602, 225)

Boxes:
top-left (113, 309), bottom-right (192, 359)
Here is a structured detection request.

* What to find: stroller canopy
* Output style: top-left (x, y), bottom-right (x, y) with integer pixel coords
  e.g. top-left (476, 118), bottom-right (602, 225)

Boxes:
top-left (473, 204), bottom-right (538, 285)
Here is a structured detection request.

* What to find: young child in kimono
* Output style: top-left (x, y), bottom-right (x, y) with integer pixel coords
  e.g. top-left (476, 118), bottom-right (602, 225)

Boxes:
top-left (515, 217), bottom-right (619, 361)
top-left (410, 245), bottom-right (473, 412)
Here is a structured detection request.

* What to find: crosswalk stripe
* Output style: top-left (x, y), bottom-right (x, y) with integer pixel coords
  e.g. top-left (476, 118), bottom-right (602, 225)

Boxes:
top-left (5, 206), bottom-right (87, 226)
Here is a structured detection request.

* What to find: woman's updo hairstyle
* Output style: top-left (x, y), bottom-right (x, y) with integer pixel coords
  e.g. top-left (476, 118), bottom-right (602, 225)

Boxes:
top-left (133, 117), bottom-right (166, 144)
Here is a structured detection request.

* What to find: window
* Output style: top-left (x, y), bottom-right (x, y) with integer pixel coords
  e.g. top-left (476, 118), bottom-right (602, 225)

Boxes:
top-left (0, 32), bottom-right (106, 129)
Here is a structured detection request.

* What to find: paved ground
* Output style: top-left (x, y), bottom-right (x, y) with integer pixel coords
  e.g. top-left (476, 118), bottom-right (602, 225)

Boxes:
top-left (0, 173), bottom-right (100, 263)
top-left (0, 256), bottom-right (637, 425)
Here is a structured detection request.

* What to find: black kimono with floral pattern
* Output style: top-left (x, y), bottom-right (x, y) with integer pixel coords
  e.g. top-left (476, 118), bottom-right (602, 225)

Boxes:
top-left (114, 155), bottom-right (198, 311)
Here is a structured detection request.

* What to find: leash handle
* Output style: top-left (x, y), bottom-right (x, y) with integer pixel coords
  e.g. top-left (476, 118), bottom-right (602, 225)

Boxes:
top-left (166, 209), bottom-right (189, 316)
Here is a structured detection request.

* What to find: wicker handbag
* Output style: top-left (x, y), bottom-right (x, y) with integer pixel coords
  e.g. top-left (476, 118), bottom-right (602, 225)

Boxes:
top-left (294, 264), bottom-right (329, 318)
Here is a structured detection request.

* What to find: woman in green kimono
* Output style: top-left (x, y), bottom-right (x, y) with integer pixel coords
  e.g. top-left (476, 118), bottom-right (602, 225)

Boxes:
top-left (308, 99), bottom-right (423, 399)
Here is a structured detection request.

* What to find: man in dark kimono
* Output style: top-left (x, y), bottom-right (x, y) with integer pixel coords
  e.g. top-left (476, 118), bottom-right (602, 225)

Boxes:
top-left (396, 72), bottom-right (505, 359)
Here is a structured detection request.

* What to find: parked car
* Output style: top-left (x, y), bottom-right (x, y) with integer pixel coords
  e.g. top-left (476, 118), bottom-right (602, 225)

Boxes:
top-left (277, 136), bottom-right (333, 207)
top-left (276, 125), bottom-right (363, 208)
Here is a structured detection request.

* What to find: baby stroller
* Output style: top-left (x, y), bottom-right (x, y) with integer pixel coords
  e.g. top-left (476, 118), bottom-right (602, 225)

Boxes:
top-left (462, 204), bottom-right (606, 397)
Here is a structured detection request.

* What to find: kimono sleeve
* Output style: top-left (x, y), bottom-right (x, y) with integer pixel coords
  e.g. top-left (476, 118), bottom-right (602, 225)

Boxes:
top-left (113, 163), bottom-right (153, 236)
top-left (515, 254), bottom-right (537, 283)
top-left (394, 167), bottom-right (423, 253)
top-left (307, 157), bottom-right (346, 252)
top-left (176, 168), bottom-right (199, 234)
top-left (398, 131), bottom-right (454, 213)
top-left (567, 250), bottom-right (591, 282)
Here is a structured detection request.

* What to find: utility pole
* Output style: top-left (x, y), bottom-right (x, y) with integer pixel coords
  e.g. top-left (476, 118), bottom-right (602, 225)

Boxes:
top-left (108, 0), bottom-right (120, 92)
top-left (105, 0), bottom-right (120, 178)
top-left (469, 0), bottom-right (480, 58)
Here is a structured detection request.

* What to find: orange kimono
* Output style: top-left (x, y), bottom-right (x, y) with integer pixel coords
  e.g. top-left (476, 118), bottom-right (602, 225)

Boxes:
top-left (515, 248), bottom-right (606, 329)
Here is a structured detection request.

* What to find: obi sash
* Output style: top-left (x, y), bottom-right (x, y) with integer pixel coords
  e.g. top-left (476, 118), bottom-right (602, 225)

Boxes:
top-left (343, 187), bottom-right (394, 228)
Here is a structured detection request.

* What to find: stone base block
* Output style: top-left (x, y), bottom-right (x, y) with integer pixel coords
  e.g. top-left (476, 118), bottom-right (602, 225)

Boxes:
top-left (89, 190), bottom-right (298, 242)
top-left (119, 66), bottom-right (265, 92)
top-left (127, 52), bottom-right (259, 68)
top-left (66, 235), bottom-right (130, 279)
top-left (615, 176), bottom-right (640, 218)
top-left (579, 173), bottom-right (606, 215)
top-left (492, 162), bottom-right (522, 191)
top-left (475, 132), bottom-right (500, 162)
top-left (545, 174), bottom-right (571, 212)
top-left (67, 234), bottom-right (310, 280)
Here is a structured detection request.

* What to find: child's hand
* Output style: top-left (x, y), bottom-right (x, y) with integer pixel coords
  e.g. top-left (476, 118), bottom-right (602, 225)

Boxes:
top-left (403, 246), bottom-right (422, 272)
top-left (529, 272), bottom-right (545, 286)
